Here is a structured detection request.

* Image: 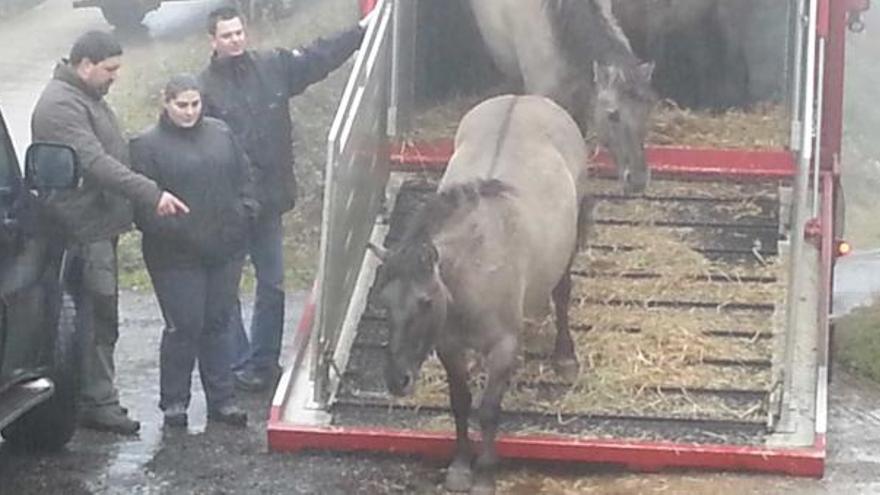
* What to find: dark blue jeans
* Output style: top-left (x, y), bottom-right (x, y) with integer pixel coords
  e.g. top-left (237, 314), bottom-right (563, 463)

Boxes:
top-left (150, 257), bottom-right (243, 411)
top-left (231, 212), bottom-right (285, 377)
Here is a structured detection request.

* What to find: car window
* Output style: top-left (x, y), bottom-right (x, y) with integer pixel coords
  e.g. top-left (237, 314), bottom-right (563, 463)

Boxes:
top-left (0, 113), bottom-right (20, 191)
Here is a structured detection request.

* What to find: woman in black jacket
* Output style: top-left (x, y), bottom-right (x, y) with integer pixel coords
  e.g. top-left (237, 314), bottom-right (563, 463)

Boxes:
top-left (130, 74), bottom-right (259, 428)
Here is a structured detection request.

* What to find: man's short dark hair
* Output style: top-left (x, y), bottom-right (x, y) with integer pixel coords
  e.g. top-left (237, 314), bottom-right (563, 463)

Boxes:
top-left (207, 6), bottom-right (243, 35)
top-left (69, 30), bottom-right (123, 66)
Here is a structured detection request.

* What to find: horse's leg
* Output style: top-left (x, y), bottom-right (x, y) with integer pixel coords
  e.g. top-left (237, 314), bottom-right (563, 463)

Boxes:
top-left (551, 268), bottom-right (579, 382)
top-left (472, 333), bottom-right (518, 495)
top-left (437, 349), bottom-right (474, 493)
top-left (576, 194), bottom-right (596, 252)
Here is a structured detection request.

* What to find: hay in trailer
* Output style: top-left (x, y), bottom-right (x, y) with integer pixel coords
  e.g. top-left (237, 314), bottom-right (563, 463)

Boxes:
top-left (405, 91), bottom-right (499, 141)
top-left (392, 307), bottom-right (773, 423)
top-left (582, 247), bottom-right (779, 281)
top-left (649, 101), bottom-right (788, 149)
top-left (402, 91), bottom-right (789, 149)
top-left (591, 196), bottom-right (767, 225)
top-left (582, 225), bottom-right (783, 278)
top-left (387, 236), bottom-right (780, 422)
top-left (570, 304), bottom-right (774, 342)
top-left (578, 276), bottom-right (779, 306)
top-left (590, 179), bottom-right (782, 201)
top-left (574, 224), bottom-right (785, 300)
top-left (379, 177), bottom-right (783, 430)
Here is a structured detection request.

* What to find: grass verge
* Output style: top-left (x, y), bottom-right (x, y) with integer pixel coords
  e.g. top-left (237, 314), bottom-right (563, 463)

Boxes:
top-left (835, 299), bottom-right (880, 382)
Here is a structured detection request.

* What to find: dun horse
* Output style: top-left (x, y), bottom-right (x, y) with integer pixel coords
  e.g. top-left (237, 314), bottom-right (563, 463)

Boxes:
top-left (468, 0), bottom-right (655, 194)
top-left (370, 95), bottom-right (591, 495)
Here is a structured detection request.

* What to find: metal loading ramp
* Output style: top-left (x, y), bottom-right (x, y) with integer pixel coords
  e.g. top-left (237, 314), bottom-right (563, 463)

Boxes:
top-left (334, 175), bottom-right (785, 446)
top-left (270, 153), bottom-right (827, 477)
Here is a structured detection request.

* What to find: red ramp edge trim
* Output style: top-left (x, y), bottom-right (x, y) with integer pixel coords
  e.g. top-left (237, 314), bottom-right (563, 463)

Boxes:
top-left (268, 420), bottom-right (825, 478)
top-left (267, 280), bottom-right (317, 425)
top-left (388, 140), bottom-right (796, 179)
top-left (358, 0), bottom-right (377, 16)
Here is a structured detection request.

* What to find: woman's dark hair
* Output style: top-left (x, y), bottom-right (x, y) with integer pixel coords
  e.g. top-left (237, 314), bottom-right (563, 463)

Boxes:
top-left (69, 31), bottom-right (123, 65)
top-left (163, 74), bottom-right (202, 102)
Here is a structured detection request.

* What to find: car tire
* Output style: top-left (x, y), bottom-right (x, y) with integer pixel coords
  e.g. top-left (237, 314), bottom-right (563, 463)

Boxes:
top-left (2, 293), bottom-right (80, 451)
top-left (100, 3), bottom-right (147, 29)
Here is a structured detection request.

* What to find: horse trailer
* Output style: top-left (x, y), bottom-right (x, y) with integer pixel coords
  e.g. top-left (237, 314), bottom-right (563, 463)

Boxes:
top-left (268, 0), bottom-right (869, 478)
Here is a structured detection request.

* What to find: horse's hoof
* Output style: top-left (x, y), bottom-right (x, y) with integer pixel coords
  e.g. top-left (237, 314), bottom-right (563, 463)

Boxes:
top-left (553, 358), bottom-right (580, 382)
top-left (445, 466), bottom-right (473, 492)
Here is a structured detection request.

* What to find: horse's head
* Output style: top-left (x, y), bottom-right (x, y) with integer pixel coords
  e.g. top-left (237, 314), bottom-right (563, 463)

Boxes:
top-left (593, 61), bottom-right (656, 195)
top-left (369, 240), bottom-right (451, 397)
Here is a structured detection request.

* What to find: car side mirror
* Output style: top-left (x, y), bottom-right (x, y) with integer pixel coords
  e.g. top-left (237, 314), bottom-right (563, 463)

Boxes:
top-left (24, 143), bottom-right (80, 191)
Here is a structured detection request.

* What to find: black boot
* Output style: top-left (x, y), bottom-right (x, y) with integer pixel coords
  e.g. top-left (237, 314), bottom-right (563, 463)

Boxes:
top-left (163, 403), bottom-right (187, 428)
top-left (207, 404), bottom-right (247, 427)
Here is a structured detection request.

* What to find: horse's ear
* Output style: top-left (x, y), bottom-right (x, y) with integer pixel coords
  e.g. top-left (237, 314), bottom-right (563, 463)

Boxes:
top-left (428, 243), bottom-right (439, 265)
top-left (637, 62), bottom-right (655, 83)
top-left (367, 242), bottom-right (389, 263)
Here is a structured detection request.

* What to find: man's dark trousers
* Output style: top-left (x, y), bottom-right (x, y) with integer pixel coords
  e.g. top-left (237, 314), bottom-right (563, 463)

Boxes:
top-left (230, 211), bottom-right (285, 379)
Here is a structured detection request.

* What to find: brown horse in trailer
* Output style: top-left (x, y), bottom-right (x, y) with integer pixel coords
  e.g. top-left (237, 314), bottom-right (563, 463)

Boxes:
top-left (369, 95), bottom-right (591, 495)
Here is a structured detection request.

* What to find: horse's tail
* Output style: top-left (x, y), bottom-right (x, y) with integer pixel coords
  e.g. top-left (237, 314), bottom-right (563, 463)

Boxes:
top-left (576, 194), bottom-right (596, 252)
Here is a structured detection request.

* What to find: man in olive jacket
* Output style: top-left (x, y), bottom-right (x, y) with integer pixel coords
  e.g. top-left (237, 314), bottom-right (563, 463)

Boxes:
top-left (199, 7), bottom-right (371, 391)
top-left (31, 31), bottom-right (188, 434)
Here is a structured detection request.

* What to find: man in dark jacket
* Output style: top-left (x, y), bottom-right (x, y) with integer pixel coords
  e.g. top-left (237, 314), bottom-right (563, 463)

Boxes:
top-left (199, 7), bottom-right (371, 391)
top-left (31, 30), bottom-right (189, 434)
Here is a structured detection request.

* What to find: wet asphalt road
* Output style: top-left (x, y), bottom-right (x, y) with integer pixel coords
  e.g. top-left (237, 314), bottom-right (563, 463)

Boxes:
top-left (0, 290), bottom-right (446, 495)
top-left (1, 289), bottom-right (880, 494)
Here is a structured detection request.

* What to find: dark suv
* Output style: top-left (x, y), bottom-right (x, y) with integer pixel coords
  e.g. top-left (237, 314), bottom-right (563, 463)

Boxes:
top-left (0, 107), bottom-right (82, 450)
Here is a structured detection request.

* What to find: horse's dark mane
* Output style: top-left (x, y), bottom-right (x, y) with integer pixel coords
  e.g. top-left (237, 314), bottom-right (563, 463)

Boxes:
top-left (377, 180), bottom-right (512, 285)
top-left (402, 179), bottom-right (513, 245)
top-left (544, 0), bottom-right (640, 73)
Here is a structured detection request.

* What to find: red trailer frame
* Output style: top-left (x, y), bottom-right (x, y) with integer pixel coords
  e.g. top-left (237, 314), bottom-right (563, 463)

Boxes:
top-left (269, 0), bottom-right (867, 477)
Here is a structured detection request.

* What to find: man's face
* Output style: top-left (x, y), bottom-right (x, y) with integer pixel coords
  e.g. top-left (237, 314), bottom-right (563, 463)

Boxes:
top-left (211, 17), bottom-right (247, 58)
top-left (78, 55), bottom-right (122, 96)
top-left (163, 89), bottom-right (202, 128)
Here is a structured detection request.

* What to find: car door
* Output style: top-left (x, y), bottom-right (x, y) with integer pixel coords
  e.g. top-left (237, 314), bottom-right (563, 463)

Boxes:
top-left (0, 109), bottom-right (60, 392)
top-left (0, 109), bottom-right (23, 391)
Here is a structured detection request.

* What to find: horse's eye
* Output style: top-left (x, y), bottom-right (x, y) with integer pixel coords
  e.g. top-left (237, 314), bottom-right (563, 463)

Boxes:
top-left (607, 110), bottom-right (621, 123)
